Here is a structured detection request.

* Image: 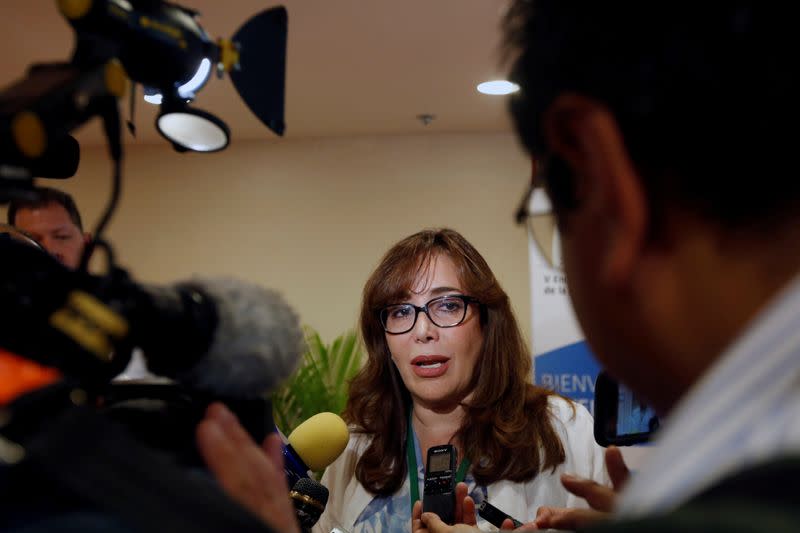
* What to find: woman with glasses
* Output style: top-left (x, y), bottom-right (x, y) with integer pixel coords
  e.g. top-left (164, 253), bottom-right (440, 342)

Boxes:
top-left (314, 228), bottom-right (607, 532)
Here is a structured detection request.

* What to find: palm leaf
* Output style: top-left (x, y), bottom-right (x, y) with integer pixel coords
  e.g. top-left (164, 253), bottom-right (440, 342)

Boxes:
top-left (272, 326), bottom-right (364, 436)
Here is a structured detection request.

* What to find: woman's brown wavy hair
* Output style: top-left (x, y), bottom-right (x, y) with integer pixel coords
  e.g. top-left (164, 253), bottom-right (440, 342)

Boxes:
top-left (344, 228), bottom-right (570, 495)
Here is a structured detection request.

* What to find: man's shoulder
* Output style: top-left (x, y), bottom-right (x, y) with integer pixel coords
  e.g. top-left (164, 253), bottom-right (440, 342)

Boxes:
top-left (691, 453), bottom-right (800, 507)
top-left (585, 454), bottom-right (800, 533)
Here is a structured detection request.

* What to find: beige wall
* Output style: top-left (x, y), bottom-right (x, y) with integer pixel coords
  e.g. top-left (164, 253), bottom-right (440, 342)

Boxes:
top-left (4, 132), bottom-right (533, 344)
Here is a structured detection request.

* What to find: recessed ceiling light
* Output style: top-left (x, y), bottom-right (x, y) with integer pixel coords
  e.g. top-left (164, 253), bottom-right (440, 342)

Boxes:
top-left (477, 80), bottom-right (520, 95)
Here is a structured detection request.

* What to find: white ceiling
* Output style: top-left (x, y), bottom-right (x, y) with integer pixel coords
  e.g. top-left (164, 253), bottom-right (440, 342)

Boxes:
top-left (1, 0), bottom-right (515, 148)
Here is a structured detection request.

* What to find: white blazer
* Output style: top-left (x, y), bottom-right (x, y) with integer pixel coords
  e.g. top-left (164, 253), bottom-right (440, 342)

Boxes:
top-left (314, 397), bottom-right (608, 532)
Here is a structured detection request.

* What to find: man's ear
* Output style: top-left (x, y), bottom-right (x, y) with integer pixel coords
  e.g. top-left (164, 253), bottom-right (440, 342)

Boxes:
top-left (542, 93), bottom-right (648, 286)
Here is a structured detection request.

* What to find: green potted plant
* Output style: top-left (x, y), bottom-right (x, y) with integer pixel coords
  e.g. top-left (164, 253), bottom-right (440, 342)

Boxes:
top-left (272, 327), bottom-right (364, 437)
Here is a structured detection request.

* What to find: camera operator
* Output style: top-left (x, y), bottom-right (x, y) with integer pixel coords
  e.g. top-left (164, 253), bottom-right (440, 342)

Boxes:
top-left (197, 402), bottom-right (301, 533)
top-left (1, 188), bottom-right (301, 532)
top-left (6, 187), bottom-right (90, 271)
top-left (6, 186), bottom-right (155, 382)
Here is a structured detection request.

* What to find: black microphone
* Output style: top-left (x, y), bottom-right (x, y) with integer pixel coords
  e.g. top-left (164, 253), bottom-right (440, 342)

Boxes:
top-left (290, 477), bottom-right (329, 532)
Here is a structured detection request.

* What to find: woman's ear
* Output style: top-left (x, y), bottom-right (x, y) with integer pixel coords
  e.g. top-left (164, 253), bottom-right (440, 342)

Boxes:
top-left (542, 93), bottom-right (648, 287)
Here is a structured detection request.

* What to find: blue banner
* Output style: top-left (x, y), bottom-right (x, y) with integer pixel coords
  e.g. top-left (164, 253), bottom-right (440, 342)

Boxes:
top-left (534, 340), bottom-right (600, 416)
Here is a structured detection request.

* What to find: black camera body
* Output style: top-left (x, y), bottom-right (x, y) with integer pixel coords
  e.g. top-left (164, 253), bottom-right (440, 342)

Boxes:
top-left (99, 382), bottom-right (274, 468)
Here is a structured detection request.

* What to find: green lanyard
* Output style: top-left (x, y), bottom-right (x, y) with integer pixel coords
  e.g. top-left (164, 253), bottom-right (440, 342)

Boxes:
top-left (406, 410), bottom-right (471, 508)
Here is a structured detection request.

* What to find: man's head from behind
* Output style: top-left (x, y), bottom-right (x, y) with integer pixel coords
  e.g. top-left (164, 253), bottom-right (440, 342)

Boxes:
top-left (504, 2), bottom-right (798, 230)
top-left (7, 187), bottom-right (90, 270)
top-left (503, 2), bottom-right (800, 412)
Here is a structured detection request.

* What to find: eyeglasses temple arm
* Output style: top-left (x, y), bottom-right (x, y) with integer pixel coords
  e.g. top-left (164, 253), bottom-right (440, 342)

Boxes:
top-left (514, 158), bottom-right (540, 225)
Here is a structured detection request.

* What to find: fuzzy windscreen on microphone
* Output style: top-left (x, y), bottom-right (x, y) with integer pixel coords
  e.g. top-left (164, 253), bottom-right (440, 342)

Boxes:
top-left (172, 278), bottom-right (305, 397)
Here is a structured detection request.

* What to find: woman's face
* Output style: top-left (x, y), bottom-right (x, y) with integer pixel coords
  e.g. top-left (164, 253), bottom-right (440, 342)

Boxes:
top-left (385, 253), bottom-right (483, 410)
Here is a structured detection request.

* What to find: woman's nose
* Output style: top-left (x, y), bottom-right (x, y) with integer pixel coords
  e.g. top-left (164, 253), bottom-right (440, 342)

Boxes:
top-left (412, 310), bottom-right (438, 341)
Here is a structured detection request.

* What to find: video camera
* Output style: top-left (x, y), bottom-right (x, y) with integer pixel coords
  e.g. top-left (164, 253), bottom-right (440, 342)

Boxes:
top-left (0, 232), bottom-right (286, 468)
top-left (0, 0), bottom-right (291, 466)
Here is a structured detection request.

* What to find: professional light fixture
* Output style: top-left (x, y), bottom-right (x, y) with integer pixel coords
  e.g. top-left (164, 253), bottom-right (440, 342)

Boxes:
top-left (476, 80), bottom-right (520, 95)
top-left (156, 102), bottom-right (230, 152)
top-left (147, 54), bottom-right (229, 151)
top-left (144, 57), bottom-right (213, 105)
top-left (1, 0), bottom-right (288, 265)
top-left (56, 0), bottom-right (287, 152)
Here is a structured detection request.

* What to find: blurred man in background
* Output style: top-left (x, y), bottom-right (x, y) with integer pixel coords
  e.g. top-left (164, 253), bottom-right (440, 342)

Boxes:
top-left (7, 187), bottom-right (91, 270)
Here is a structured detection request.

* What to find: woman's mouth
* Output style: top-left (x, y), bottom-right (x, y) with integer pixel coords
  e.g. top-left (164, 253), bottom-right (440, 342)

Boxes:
top-left (411, 355), bottom-right (450, 377)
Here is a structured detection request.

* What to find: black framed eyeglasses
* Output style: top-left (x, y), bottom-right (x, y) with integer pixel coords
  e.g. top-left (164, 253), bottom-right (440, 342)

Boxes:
top-left (514, 159), bottom-right (563, 271)
top-left (379, 295), bottom-right (480, 334)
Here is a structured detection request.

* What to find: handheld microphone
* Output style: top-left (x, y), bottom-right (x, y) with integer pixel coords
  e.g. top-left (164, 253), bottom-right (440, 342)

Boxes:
top-left (282, 412), bottom-right (349, 488)
top-left (290, 477), bottom-right (329, 532)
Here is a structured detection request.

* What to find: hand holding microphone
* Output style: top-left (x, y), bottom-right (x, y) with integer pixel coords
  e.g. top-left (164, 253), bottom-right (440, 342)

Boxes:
top-left (198, 403), bottom-right (302, 533)
top-left (199, 407), bottom-right (349, 533)
top-left (281, 412), bottom-right (349, 531)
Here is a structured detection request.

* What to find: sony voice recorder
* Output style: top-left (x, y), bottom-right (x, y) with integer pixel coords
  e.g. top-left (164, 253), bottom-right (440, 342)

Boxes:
top-left (422, 444), bottom-right (457, 524)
